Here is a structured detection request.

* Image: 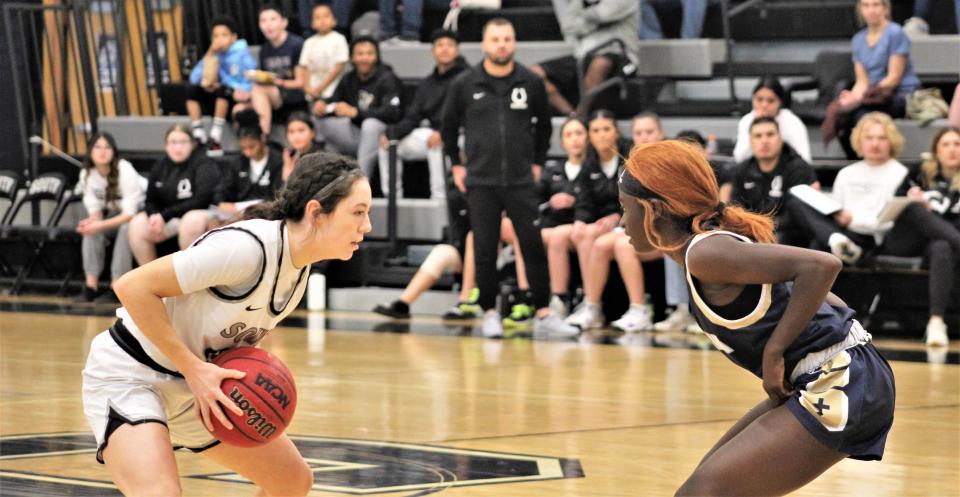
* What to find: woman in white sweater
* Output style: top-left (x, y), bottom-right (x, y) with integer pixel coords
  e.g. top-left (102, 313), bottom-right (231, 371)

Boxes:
top-left (76, 133), bottom-right (146, 302)
top-left (733, 76), bottom-right (812, 164)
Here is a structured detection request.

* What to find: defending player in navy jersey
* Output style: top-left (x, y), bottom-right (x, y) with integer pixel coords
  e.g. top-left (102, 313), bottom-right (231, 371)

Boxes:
top-left (82, 152), bottom-right (372, 497)
top-left (619, 140), bottom-right (895, 496)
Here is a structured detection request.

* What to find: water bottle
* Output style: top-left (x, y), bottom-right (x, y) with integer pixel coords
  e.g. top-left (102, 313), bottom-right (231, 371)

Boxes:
top-left (307, 273), bottom-right (326, 311)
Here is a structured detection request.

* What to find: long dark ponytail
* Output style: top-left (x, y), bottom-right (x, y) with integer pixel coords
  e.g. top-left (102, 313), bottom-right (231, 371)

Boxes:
top-left (243, 152), bottom-right (366, 221)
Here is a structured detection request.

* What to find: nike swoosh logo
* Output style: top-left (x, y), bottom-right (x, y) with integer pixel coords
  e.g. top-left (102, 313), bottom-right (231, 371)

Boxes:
top-left (245, 305), bottom-right (263, 311)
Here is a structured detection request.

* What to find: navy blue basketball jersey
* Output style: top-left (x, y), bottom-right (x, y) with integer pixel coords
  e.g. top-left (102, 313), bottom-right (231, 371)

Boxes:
top-left (684, 231), bottom-right (856, 381)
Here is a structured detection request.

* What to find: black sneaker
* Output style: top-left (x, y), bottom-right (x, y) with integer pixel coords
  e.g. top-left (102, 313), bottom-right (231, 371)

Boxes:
top-left (73, 285), bottom-right (98, 303)
top-left (373, 300), bottom-right (410, 319)
top-left (94, 289), bottom-right (120, 304)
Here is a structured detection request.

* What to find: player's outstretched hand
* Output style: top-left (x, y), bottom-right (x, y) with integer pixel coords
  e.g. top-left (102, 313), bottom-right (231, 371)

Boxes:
top-left (184, 361), bottom-right (246, 432)
top-left (761, 353), bottom-right (793, 404)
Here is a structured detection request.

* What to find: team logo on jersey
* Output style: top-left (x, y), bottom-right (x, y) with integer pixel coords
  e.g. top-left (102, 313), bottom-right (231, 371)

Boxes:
top-left (358, 90), bottom-right (375, 111)
top-left (177, 178), bottom-right (193, 199)
top-left (0, 433), bottom-right (583, 495)
top-left (769, 175), bottom-right (783, 198)
top-left (510, 87), bottom-right (528, 109)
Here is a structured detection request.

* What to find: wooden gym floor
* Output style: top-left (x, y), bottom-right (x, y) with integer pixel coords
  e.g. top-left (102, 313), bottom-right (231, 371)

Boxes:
top-left (0, 297), bottom-right (957, 496)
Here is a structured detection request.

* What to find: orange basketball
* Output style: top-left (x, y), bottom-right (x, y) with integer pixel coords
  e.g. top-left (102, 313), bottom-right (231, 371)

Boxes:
top-left (208, 347), bottom-right (297, 447)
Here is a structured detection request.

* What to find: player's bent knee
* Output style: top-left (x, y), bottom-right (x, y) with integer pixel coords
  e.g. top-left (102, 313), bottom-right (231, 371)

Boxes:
top-left (264, 461), bottom-right (313, 497)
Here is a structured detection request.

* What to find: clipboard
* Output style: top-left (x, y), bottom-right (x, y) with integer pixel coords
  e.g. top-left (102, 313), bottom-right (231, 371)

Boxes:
top-left (788, 185), bottom-right (842, 216)
top-left (877, 197), bottom-right (912, 224)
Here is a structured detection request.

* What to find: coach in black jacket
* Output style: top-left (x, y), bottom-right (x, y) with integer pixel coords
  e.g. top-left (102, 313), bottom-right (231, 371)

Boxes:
top-left (440, 18), bottom-right (561, 337)
top-left (313, 36), bottom-right (402, 189)
top-left (377, 29), bottom-right (468, 199)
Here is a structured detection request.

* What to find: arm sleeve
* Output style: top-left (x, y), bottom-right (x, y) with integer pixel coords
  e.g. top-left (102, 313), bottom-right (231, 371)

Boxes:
top-left (189, 60), bottom-right (203, 85)
top-left (356, 74), bottom-right (403, 125)
top-left (782, 112), bottom-right (812, 163)
top-left (390, 86), bottom-right (425, 139)
top-left (217, 159), bottom-right (240, 203)
top-left (891, 27), bottom-right (912, 56)
top-left (143, 162), bottom-right (163, 216)
top-left (441, 76), bottom-right (466, 166)
top-left (172, 229), bottom-right (264, 295)
top-left (118, 161), bottom-right (145, 216)
top-left (582, 0), bottom-right (639, 24)
top-left (732, 115), bottom-right (751, 163)
top-left (831, 167), bottom-right (849, 208)
top-left (531, 78), bottom-right (552, 166)
top-left (297, 38), bottom-right (312, 67)
top-left (574, 174), bottom-right (596, 222)
top-left (159, 160), bottom-right (218, 221)
top-left (333, 36), bottom-right (350, 63)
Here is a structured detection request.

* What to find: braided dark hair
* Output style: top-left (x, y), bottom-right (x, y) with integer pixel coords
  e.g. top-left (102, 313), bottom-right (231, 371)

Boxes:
top-left (83, 132), bottom-right (121, 208)
top-left (243, 152), bottom-right (366, 221)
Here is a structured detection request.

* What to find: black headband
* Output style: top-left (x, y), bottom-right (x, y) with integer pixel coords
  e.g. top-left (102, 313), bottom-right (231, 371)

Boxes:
top-left (618, 168), bottom-right (663, 200)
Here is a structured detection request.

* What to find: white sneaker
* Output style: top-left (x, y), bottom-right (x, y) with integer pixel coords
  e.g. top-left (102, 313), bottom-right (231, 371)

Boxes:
top-left (549, 295), bottom-right (569, 318)
top-left (653, 306), bottom-right (696, 332)
top-left (903, 16), bottom-right (929, 38)
top-left (925, 319), bottom-right (949, 347)
top-left (611, 305), bottom-right (653, 333)
top-left (482, 310), bottom-right (504, 338)
top-left (564, 302), bottom-right (605, 329)
top-left (534, 313), bottom-right (580, 338)
top-left (829, 233), bottom-right (863, 265)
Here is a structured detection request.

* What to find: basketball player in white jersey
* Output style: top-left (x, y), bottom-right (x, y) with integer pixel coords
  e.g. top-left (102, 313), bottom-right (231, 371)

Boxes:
top-left (82, 152), bottom-right (372, 497)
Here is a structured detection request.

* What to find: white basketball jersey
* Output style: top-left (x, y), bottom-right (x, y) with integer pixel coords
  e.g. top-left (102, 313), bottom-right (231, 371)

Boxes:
top-left (116, 219), bottom-right (310, 372)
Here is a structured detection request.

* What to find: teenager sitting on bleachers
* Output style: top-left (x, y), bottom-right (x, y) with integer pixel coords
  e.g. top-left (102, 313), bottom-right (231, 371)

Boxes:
top-left (128, 124), bottom-right (218, 265)
top-left (895, 127), bottom-right (960, 346)
top-left (281, 111), bottom-right (324, 182)
top-left (564, 110), bottom-right (641, 331)
top-left (312, 36), bottom-right (403, 190)
top-left (187, 16), bottom-right (256, 157)
top-left (531, 0), bottom-right (640, 116)
top-left (733, 77), bottom-right (812, 164)
top-left (75, 132), bottom-right (145, 303)
top-left (299, 4), bottom-right (349, 116)
top-left (787, 112), bottom-right (909, 265)
top-left (377, 29), bottom-right (468, 199)
top-left (825, 0), bottom-right (921, 159)
top-left (731, 116), bottom-right (819, 246)
top-left (538, 117), bottom-right (589, 318)
top-left (250, 4), bottom-right (306, 135)
top-left (207, 110), bottom-right (285, 229)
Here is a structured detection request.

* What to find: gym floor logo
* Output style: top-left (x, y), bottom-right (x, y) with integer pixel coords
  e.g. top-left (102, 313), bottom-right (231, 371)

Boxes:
top-left (0, 432), bottom-right (584, 495)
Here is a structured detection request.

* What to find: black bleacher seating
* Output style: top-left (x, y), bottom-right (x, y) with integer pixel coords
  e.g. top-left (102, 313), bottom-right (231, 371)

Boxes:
top-left (0, 169), bottom-right (23, 277)
top-left (0, 173), bottom-right (83, 294)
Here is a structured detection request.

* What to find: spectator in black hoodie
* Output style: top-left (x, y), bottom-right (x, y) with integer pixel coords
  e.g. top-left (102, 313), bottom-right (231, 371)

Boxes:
top-left (207, 110), bottom-right (285, 229)
top-left (730, 116), bottom-right (819, 246)
top-left (128, 124), bottom-right (218, 264)
top-left (312, 36), bottom-right (402, 189)
top-left (377, 29), bottom-right (467, 199)
top-left (440, 18), bottom-right (569, 338)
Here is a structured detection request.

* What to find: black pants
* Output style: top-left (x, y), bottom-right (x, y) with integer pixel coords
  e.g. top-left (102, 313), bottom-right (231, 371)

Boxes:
top-left (783, 197), bottom-right (877, 252)
top-left (186, 84), bottom-right (235, 114)
top-left (467, 185), bottom-right (549, 311)
top-left (882, 203), bottom-right (960, 316)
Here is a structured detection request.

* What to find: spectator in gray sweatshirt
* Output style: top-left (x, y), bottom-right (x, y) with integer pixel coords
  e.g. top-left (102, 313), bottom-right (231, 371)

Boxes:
top-left (532, 0), bottom-right (639, 116)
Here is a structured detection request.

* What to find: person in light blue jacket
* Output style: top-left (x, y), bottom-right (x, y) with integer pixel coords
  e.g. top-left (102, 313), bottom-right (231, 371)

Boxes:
top-left (187, 16), bottom-right (256, 157)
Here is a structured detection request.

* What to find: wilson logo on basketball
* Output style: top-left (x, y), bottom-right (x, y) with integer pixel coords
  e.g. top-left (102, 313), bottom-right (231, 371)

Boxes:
top-left (228, 386), bottom-right (278, 439)
top-left (255, 372), bottom-right (291, 410)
